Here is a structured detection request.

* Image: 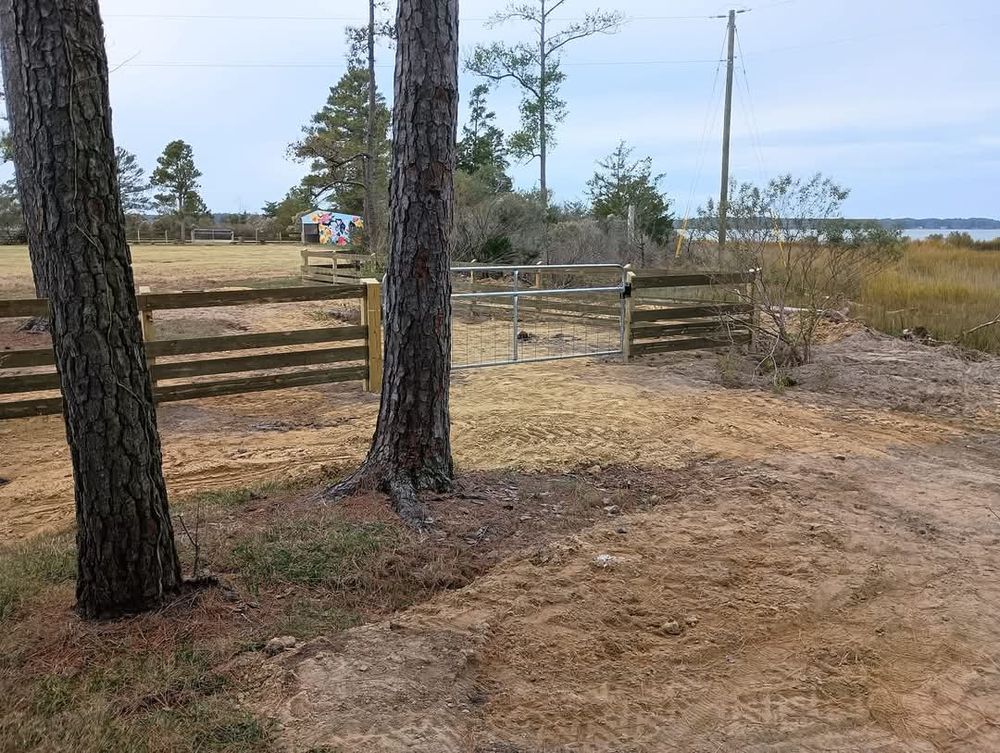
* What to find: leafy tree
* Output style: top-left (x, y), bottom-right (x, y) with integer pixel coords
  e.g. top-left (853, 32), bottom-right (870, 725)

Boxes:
top-left (457, 84), bottom-right (512, 192)
top-left (262, 184), bottom-right (313, 237)
top-left (697, 173), bottom-right (903, 368)
top-left (293, 66), bottom-right (391, 223)
top-left (587, 141), bottom-right (673, 245)
top-left (150, 139), bottom-right (209, 241)
top-left (115, 146), bottom-right (151, 214)
top-left (0, 0), bottom-right (182, 618)
top-left (466, 0), bottom-right (623, 207)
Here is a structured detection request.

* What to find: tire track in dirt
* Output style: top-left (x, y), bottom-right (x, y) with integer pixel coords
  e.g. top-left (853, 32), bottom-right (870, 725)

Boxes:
top-left (0, 357), bottom-right (964, 539)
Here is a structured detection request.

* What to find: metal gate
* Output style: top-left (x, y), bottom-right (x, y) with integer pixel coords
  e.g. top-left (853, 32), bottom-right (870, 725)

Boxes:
top-left (450, 263), bottom-right (627, 370)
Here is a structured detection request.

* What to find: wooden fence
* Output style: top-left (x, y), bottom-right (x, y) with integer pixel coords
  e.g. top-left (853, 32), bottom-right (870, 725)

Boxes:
top-left (625, 270), bottom-right (756, 358)
top-left (0, 282), bottom-right (383, 421)
top-left (300, 248), bottom-right (375, 285)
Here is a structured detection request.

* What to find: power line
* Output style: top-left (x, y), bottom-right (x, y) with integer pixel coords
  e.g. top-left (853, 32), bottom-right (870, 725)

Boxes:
top-left (104, 12), bottom-right (732, 23)
top-left (113, 58), bottom-right (726, 70)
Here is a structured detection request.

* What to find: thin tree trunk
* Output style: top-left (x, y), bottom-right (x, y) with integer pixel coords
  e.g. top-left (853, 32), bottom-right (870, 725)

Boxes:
top-left (363, 0), bottom-right (379, 256)
top-left (326, 0), bottom-right (459, 526)
top-left (538, 1), bottom-right (549, 262)
top-left (0, 0), bottom-right (182, 618)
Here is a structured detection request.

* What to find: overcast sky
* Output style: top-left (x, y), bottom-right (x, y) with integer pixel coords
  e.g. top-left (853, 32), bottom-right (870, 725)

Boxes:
top-left (6, 0), bottom-right (997, 217)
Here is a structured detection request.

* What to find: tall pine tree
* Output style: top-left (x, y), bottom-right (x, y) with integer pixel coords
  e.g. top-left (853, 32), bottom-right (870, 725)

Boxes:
top-left (587, 141), bottom-right (673, 245)
top-left (151, 140), bottom-right (209, 242)
top-left (294, 67), bottom-right (391, 218)
top-left (457, 84), bottom-right (511, 192)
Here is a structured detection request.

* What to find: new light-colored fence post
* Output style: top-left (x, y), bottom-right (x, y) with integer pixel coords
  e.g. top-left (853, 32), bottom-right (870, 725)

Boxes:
top-left (362, 278), bottom-right (383, 393)
top-left (622, 265), bottom-right (635, 362)
top-left (534, 259), bottom-right (543, 289)
top-left (746, 266), bottom-right (760, 347)
top-left (137, 286), bottom-right (157, 387)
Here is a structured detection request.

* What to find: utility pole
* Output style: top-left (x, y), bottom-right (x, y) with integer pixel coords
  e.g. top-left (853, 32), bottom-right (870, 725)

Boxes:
top-left (718, 8), bottom-right (737, 261)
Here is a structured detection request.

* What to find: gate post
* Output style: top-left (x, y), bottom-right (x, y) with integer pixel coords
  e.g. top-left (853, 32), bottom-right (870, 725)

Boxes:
top-left (137, 286), bottom-right (157, 387)
top-left (362, 278), bottom-right (383, 393)
top-left (622, 265), bottom-right (635, 363)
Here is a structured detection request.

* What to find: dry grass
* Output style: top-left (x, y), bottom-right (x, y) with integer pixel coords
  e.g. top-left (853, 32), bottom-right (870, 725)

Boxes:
top-left (0, 468), bottom-right (658, 753)
top-left (0, 244), bottom-right (306, 297)
top-left (857, 241), bottom-right (1000, 352)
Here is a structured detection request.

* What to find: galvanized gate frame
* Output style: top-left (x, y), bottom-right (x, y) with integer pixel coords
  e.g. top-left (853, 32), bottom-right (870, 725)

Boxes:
top-left (451, 263), bottom-right (629, 369)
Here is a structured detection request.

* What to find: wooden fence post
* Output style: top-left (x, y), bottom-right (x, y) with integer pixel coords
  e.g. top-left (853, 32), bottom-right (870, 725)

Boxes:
top-left (623, 266), bottom-right (635, 362)
top-left (534, 260), bottom-right (543, 289)
top-left (746, 267), bottom-right (759, 347)
top-left (137, 286), bottom-right (157, 386)
top-left (361, 278), bottom-right (383, 393)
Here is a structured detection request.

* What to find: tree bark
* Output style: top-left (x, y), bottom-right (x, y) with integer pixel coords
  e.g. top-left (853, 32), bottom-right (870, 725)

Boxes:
top-left (326, 0), bottom-right (459, 526)
top-left (0, 0), bottom-right (182, 618)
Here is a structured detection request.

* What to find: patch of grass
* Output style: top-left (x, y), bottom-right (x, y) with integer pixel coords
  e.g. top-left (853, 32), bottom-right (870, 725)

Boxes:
top-left (2, 640), bottom-right (276, 753)
top-left (181, 476), bottom-right (317, 512)
top-left (858, 241), bottom-right (1000, 353)
top-left (271, 600), bottom-right (362, 642)
top-left (0, 536), bottom-right (75, 622)
top-left (230, 521), bottom-right (396, 593)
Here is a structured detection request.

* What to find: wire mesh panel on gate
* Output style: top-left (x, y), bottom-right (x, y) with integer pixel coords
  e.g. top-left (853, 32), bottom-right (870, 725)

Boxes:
top-left (450, 264), bottom-right (626, 370)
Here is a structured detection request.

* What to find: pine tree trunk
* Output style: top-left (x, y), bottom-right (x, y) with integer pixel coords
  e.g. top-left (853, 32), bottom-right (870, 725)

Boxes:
top-left (0, 0), bottom-right (183, 618)
top-left (363, 0), bottom-right (380, 256)
top-left (327, 0), bottom-right (459, 526)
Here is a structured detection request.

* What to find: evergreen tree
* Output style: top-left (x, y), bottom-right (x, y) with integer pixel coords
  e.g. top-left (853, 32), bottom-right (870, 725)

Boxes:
top-left (0, 178), bottom-right (24, 243)
top-left (151, 140), bottom-right (209, 241)
top-left (457, 84), bottom-right (512, 192)
top-left (262, 184), bottom-right (313, 236)
top-left (587, 141), bottom-right (673, 245)
top-left (467, 0), bottom-right (623, 208)
top-left (294, 67), bottom-right (390, 216)
top-left (115, 147), bottom-right (150, 214)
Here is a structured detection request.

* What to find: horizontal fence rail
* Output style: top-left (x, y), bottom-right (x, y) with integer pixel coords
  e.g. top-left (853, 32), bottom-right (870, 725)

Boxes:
top-left (626, 268), bottom-right (757, 358)
top-left (0, 283), bottom-right (382, 421)
top-left (301, 249), bottom-right (375, 286)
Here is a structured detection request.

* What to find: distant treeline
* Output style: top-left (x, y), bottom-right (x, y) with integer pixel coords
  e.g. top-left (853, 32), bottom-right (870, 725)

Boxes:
top-left (873, 218), bottom-right (1000, 230)
top-left (688, 217), bottom-right (1000, 230)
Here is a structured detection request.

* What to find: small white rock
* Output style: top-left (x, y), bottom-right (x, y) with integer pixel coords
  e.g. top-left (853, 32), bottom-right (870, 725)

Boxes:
top-left (264, 635), bottom-right (297, 656)
top-left (592, 553), bottom-right (619, 568)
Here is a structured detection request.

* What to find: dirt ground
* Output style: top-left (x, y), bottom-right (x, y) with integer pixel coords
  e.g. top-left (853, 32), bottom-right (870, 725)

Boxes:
top-left (2, 249), bottom-right (1000, 750)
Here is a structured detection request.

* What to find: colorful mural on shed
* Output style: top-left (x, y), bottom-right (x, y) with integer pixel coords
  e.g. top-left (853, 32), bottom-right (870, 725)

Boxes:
top-left (301, 210), bottom-right (364, 246)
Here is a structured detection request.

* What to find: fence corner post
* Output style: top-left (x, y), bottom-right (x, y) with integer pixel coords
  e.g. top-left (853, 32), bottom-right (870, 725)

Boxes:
top-left (137, 286), bottom-right (157, 387)
top-left (622, 265), bottom-right (635, 363)
top-left (361, 277), bottom-right (383, 394)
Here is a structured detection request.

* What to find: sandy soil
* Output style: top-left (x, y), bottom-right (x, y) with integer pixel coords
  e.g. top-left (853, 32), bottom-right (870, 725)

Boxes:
top-left (2, 250), bottom-right (1000, 750)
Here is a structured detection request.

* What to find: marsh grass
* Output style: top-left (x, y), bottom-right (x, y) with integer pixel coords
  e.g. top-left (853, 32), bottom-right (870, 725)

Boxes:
top-left (858, 242), bottom-right (1000, 353)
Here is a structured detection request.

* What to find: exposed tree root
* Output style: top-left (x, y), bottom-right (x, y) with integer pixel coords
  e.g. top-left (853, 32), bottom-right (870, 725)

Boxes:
top-left (324, 460), bottom-right (451, 530)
